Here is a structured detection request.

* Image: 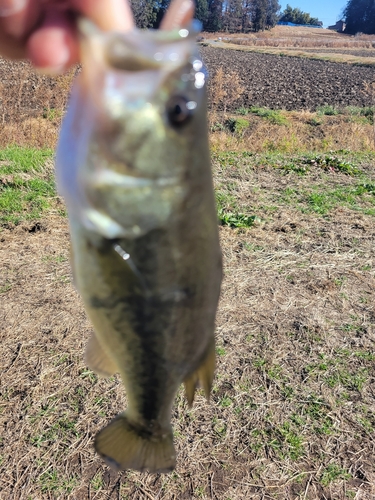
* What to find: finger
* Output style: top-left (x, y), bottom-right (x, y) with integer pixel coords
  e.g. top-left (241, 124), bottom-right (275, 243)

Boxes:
top-left (160, 0), bottom-right (195, 30)
top-left (71, 0), bottom-right (135, 31)
top-left (0, 0), bottom-right (27, 16)
top-left (0, 0), bottom-right (41, 38)
top-left (26, 7), bottom-right (78, 73)
top-left (0, 28), bottom-right (25, 57)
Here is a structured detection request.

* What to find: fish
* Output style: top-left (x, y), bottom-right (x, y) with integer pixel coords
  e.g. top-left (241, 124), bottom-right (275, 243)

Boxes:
top-left (55, 0), bottom-right (222, 473)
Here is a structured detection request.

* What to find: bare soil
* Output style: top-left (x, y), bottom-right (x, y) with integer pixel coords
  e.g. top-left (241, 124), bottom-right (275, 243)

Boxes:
top-left (2, 47), bottom-right (375, 125)
top-left (201, 46), bottom-right (375, 111)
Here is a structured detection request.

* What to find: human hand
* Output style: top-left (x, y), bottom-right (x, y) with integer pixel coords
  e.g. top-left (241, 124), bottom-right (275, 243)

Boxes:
top-left (0, 0), bottom-right (134, 73)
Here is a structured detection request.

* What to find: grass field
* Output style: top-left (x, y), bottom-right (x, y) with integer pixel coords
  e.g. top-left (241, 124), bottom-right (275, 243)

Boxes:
top-left (1, 143), bottom-right (375, 499)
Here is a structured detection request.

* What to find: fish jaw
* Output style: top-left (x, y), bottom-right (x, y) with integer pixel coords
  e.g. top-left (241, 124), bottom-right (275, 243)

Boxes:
top-left (55, 23), bottom-right (207, 239)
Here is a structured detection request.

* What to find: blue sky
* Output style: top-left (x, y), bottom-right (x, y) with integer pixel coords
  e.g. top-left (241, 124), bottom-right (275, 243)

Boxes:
top-left (279, 1), bottom-right (347, 27)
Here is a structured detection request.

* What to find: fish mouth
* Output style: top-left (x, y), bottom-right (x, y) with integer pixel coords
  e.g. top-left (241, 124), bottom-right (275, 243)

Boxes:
top-left (78, 18), bottom-right (202, 72)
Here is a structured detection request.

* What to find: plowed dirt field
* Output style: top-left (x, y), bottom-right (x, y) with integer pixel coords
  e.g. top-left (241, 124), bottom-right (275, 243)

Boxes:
top-left (201, 46), bottom-right (375, 111)
top-left (1, 48), bottom-right (375, 120)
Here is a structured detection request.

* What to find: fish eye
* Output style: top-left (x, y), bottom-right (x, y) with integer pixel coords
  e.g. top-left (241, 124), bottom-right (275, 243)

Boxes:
top-left (166, 96), bottom-right (193, 127)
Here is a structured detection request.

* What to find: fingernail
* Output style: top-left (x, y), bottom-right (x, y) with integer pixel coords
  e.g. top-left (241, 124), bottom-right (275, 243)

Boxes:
top-left (0, 0), bottom-right (27, 16)
top-left (34, 64), bottom-right (67, 76)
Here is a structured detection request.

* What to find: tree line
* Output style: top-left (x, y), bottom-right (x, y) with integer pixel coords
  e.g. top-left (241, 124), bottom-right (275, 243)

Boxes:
top-left (344, 0), bottom-right (375, 34)
top-left (279, 4), bottom-right (321, 26)
top-left (130, 1), bottom-right (324, 32)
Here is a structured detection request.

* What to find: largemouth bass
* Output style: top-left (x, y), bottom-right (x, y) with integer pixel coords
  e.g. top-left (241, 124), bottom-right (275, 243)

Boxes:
top-left (55, 0), bottom-right (222, 473)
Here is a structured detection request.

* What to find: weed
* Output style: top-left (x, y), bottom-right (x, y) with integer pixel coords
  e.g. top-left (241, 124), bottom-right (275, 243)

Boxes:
top-left (226, 117), bottom-right (249, 134)
top-left (39, 470), bottom-right (78, 494)
top-left (354, 351), bottom-right (375, 361)
top-left (42, 108), bottom-right (63, 122)
top-left (320, 463), bottom-right (351, 486)
top-left (220, 396), bottom-right (233, 408)
top-left (249, 106), bottom-right (288, 125)
top-left (345, 106), bottom-right (373, 123)
top-left (253, 358), bottom-right (266, 368)
top-left (307, 116), bottom-right (322, 126)
top-left (280, 162), bottom-right (309, 175)
top-left (210, 121), bottom-right (226, 132)
top-left (317, 105), bottom-right (339, 116)
top-left (216, 346), bottom-right (226, 356)
top-left (305, 154), bottom-right (360, 175)
top-left (41, 254), bottom-right (68, 264)
top-left (278, 422), bottom-right (305, 460)
top-left (235, 107), bottom-right (250, 115)
top-left (218, 208), bottom-right (257, 228)
top-left (325, 368), bottom-right (368, 391)
top-left (0, 282), bottom-right (12, 294)
top-left (79, 369), bottom-right (98, 384)
top-left (91, 473), bottom-right (104, 491)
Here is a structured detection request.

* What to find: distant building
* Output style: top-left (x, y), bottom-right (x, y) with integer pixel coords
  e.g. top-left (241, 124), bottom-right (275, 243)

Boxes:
top-left (328, 20), bottom-right (346, 32)
top-left (277, 21), bottom-right (323, 29)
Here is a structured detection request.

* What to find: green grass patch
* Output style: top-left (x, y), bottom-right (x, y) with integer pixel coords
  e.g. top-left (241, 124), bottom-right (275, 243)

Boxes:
top-left (39, 469), bottom-right (78, 494)
top-left (249, 106), bottom-right (288, 125)
top-left (0, 146), bottom-right (53, 174)
top-left (212, 148), bottom-right (375, 218)
top-left (0, 146), bottom-right (55, 226)
top-left (226, 117), bottom-right (249, 134)
top-left (279, 155), bottom-right (360, 176)
top-left (277, 183), bottom-right (375, 215)
top-left (218, 208), bottom-right (258, 228)
top-left (320, 463), bottom-right (351, 486)
top-left (234, 106), bottom-right (288, 125)
top-left (317, 105), bottom-right (339, 116)
top-left (344, 106), bottom-right (373, 124)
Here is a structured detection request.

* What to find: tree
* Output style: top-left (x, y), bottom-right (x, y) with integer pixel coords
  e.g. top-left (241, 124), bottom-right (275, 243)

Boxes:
top-left (206, 0), bottom-right (223, 31)
top-left (222, 0), bottom-right (243, 32)
top-left (252, 0), bottom-right (268, 31)
top-left (196, 0), bottom-right (209, 27)
top-left (130, 0), bottom-right (158, 28)
top-left (266, 0), bottom-right (281, 29)
top-left (344, 0), bottom-right (375, 34)
top-left (241, 0), bottom-right (253, 32)
top-left (279, 4), bottom-right (322, 26)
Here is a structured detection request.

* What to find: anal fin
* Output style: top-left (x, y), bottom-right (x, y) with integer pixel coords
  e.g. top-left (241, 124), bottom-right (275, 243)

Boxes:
top-left (184, 337), bottom-right (216, 406)
top-left (85, 334), bottom-right (118, 377)
top-left (95, 413), bottom-right (175, 473)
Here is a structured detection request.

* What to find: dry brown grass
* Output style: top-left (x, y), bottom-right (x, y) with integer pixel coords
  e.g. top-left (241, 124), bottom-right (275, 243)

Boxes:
top-left (2, 153), bottom-right (375, 497)
top-left (209, 68), bottom-right (244, 114)
top-left (225, 36), bottom-right (375, 50)
top-left (0, 61), bottom-right (75, 147)
top-left (209, 110), bottom-right (375, 154)
top-left (203, 24), bottom-right (375, 46)
top-left (201, 25), bottom-right (375, 66)
top-left (202, 40), bottom-right (375, 66)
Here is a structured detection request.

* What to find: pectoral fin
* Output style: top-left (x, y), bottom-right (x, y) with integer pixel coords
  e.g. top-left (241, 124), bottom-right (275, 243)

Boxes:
top-left (85, 334), bottom-right (118, 377)
top-left (184, 337), bottom-right (216, 406)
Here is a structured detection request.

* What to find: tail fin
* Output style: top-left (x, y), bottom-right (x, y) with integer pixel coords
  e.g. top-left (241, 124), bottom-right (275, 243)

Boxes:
top-left (94, 414), bottom-right (176, 473)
